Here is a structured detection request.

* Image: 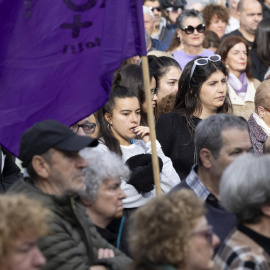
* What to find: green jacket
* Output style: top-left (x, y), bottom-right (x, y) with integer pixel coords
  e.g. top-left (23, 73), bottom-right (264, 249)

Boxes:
top-left (9, 179), bottom-right (132, 270)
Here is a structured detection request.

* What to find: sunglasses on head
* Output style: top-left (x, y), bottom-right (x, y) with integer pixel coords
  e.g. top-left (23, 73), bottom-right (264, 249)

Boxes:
top-left (190, 54), bottom-right (221, 80)
top-left (149, 6), bottom-right (161, 12)
top-left (181, 24), bottom-right (205, 35)
top-left (166, 7), bottom-right (183, 13)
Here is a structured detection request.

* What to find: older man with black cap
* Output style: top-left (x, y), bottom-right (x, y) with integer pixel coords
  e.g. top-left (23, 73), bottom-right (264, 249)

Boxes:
top-left (9, 119), bottom-right (131, 270)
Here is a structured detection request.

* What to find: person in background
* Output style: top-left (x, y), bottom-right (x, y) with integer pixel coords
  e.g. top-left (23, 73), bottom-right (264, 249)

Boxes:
top-left (202, 4), bottom-right (229, 38)
top-left (173, 9), bottom-right (214, 71)
top-left (70, 115), bottom-right (98, 137)
top-left (203, 30), bottom-right (220, 53)
top-left (248, 80), bottom-right (270, 156)
top-left (260, 0), bottom-right (270, 19)
top-left (143, 6), bottom-right (168, 52)
top-left (217, 36), bottom-right (260, 120)
top-left (0, 146), bottom-right (21, 192)
top-left (251, 18), bottom-right (270, 82)
top-left (156, 55), bottom-right (231, 179)
top-left (215, 154), bottom-right (270, 270)
top-left (222, 0), bottom-right (262, 50)
top-left (225, 0), bottom-right (240, 34)
top-left (127, 189), bottom-right (220, 270)
top-left (148, 55), bottom-right (181, 116)
top-left (0, 194), bottom-right (50, 270)
top-left (172, 114), bottom-right (252, 251)
top-left (79, 148), bottom-right (130, 255)
top-left (113, 64), bottom-right (158, 126)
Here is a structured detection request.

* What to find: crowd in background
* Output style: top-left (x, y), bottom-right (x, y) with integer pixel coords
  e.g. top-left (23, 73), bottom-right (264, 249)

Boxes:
top-left (1, 0), bottom-right (270, 269)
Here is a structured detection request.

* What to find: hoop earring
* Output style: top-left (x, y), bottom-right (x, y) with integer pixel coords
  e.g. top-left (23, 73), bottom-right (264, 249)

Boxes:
top-left (107, 123), bottom-right (112, 132)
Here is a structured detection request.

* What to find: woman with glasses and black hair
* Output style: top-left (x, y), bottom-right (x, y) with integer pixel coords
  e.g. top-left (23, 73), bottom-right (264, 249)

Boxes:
top-left (173, 9), bottom-right (214, 71)
top-left (156, 55), bottom-right (232, 179)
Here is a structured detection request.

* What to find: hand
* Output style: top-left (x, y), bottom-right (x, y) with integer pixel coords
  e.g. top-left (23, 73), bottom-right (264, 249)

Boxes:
top-left (134, 126), bottom-right (150, 143)
top-left (97, 248), bottom-right (115, 259)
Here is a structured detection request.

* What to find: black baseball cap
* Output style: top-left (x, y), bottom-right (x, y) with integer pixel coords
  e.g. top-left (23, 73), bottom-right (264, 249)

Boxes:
top-left (19, 119), bottom-right (98, 167)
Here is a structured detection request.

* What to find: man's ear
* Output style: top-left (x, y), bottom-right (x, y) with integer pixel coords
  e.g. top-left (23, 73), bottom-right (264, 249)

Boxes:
top-left (104, 113), bottom-right (112, 124)
top-left (32, 155), bottom-right (50, 179)
top-left (199, 148), bottom-right (213, 169)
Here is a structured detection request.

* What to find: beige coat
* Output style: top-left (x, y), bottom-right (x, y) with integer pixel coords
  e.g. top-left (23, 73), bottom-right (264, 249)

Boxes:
top-left (228, 78), bottom-right (261, 120)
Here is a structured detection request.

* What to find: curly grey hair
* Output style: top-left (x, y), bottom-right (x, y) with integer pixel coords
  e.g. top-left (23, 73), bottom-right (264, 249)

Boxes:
top-left (79, 148), bottom-right (130, 202)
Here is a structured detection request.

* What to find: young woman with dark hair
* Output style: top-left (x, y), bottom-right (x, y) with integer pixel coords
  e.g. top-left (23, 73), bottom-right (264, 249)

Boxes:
top-left (96, 86), bottom-right (180, 209)
top-left (156, 55), bottom-right (232, 179)
top-left (113, 64), bottom-right (157, 126)
top-left (217, 36), bottom-right (260, 120)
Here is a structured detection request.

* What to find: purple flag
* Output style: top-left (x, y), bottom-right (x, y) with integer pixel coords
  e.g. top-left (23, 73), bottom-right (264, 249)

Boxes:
top-left (0, 0), bottom-right (146, 156)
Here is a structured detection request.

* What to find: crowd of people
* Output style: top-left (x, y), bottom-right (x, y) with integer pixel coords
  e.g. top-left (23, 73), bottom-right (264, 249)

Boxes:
top-left (1, 0), bottom-right (270, 269)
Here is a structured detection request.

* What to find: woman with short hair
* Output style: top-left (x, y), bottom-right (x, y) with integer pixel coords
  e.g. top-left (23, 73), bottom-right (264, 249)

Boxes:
top-left (128, 189), bottom-right (220, 270)
top-left (215, 154), bottom-right (270, 270)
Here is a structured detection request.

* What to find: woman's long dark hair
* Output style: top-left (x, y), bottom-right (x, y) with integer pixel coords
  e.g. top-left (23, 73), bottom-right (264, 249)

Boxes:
top-left (174, 56), bottom-right (232, 135)
top-left (253, 18), bottom-right (270, 67)
top-left (97, 85), bottom-right (138, 156)
top-left (113, 64), bottom-right (153, 126)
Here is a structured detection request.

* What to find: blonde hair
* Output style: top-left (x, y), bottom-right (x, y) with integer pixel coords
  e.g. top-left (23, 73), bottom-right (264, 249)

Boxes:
top-left (128, 190), bottom-right (205, 270)
top-left (0, 195), bottom-right (51, 261)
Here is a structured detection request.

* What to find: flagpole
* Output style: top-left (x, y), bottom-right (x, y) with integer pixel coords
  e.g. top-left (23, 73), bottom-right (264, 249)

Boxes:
top-left (141, 56), bottom-right (161, 196)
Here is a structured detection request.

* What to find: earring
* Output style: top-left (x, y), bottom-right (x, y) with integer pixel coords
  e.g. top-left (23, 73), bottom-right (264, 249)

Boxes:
top-left (107, 123), bottom-right (112, 132)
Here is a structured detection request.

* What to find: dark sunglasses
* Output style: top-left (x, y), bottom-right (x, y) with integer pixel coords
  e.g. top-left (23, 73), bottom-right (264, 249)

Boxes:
top-left (181, 24), bottom-right (205, 35)
top-left (149, 6), bottom-right (161, 12)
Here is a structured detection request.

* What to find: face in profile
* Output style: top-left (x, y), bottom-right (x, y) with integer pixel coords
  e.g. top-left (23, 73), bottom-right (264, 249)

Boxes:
top-left (0, 233), bottom-right (46, 270)
top-left (142, 77), bottom-right (158, 111)
top-left (185, 216), bottom-right (220, 270)
top-left (89, 177), bottom-right (126, 226)
top-left (157, 66), bottom-right (181, 104)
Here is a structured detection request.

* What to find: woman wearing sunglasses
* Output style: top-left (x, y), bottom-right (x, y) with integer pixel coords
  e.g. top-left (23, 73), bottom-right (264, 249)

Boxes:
top-left (173, 9), bottom-right (214, 71)
top-left (128, 189), bottom-right (220, 270)
top-left (217, 36), bottom-right (261, 120)
top-left (156, 55), bottom-right (232, 179)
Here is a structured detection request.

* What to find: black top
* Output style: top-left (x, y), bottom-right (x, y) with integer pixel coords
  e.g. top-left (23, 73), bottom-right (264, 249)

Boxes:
top-left (222, 29), bottom-right (253, 50)
top-left (238, 224), bottom-right (270, 256)
top-left (250, 49), bottom-right (267, 81)
top-left (156, 113), bottom-right (201, 180)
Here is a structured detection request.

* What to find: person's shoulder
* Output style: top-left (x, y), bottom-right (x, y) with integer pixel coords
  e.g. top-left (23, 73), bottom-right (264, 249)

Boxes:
top-left (170, 179), bottom-right (190, 193)
top-left (222, 29), bottom-right (241, 40)
top-left (157, 112), bottom-right (186, 124)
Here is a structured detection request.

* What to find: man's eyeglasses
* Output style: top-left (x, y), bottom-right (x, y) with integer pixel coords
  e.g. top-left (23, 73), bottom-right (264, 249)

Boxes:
top-left (181, 24), bottom-right (205, 35)
top-left (149, 6), bottom-right (161, 12)
top-left (263, 107), bottom-right (270, 113)
top-left (166, 7), bottom-right (183, 13)
top-left (190, 54), bottom-right (221, 80)
top-left (191, 226), bottom-right (214, 245)
top-left (71, 123), bottom-right (96, 134)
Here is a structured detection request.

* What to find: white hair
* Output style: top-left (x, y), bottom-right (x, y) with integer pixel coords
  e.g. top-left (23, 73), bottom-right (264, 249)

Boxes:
top-left (143, 5), bottom-right (155, 21)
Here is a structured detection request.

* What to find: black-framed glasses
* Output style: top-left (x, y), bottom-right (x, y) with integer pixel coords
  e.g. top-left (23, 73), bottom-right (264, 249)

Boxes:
top-left (190, 54), bottom-right (221, 80)
top-left (181, 24), bottom-right (205, 35)
top-left (166, 7), bottom-right (183, 13)
top-left (70, 123), bottom-right (96, 134)
top-left (191, 226), bottom-right (214, 245)
top-left (149, 6), bottom-right (161, 12)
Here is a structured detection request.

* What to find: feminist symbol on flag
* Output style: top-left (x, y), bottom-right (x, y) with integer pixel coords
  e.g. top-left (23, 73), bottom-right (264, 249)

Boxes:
top-left (60, 0), bottom-right (97, 38)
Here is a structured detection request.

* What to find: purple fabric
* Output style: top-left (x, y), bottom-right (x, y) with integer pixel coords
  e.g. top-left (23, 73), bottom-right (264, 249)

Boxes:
top-left (228, 72), bottom-right (248, 97)
top-left (0, 0), bottom-right (146, 156)
top-left (173, 49), bottom-right (214, 71)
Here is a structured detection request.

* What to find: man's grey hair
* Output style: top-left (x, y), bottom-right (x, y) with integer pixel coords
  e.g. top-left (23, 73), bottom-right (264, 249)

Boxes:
top-left (143, 5), bottom-right (155, 21)
top-left (194, 114), bottom-right (249, 165)
top-left (220, 154), bottom-right (270, 224)
top-left (79, 148), bottom-right (130, 202)
top-left (176, 9), bottom-right (204, 30)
